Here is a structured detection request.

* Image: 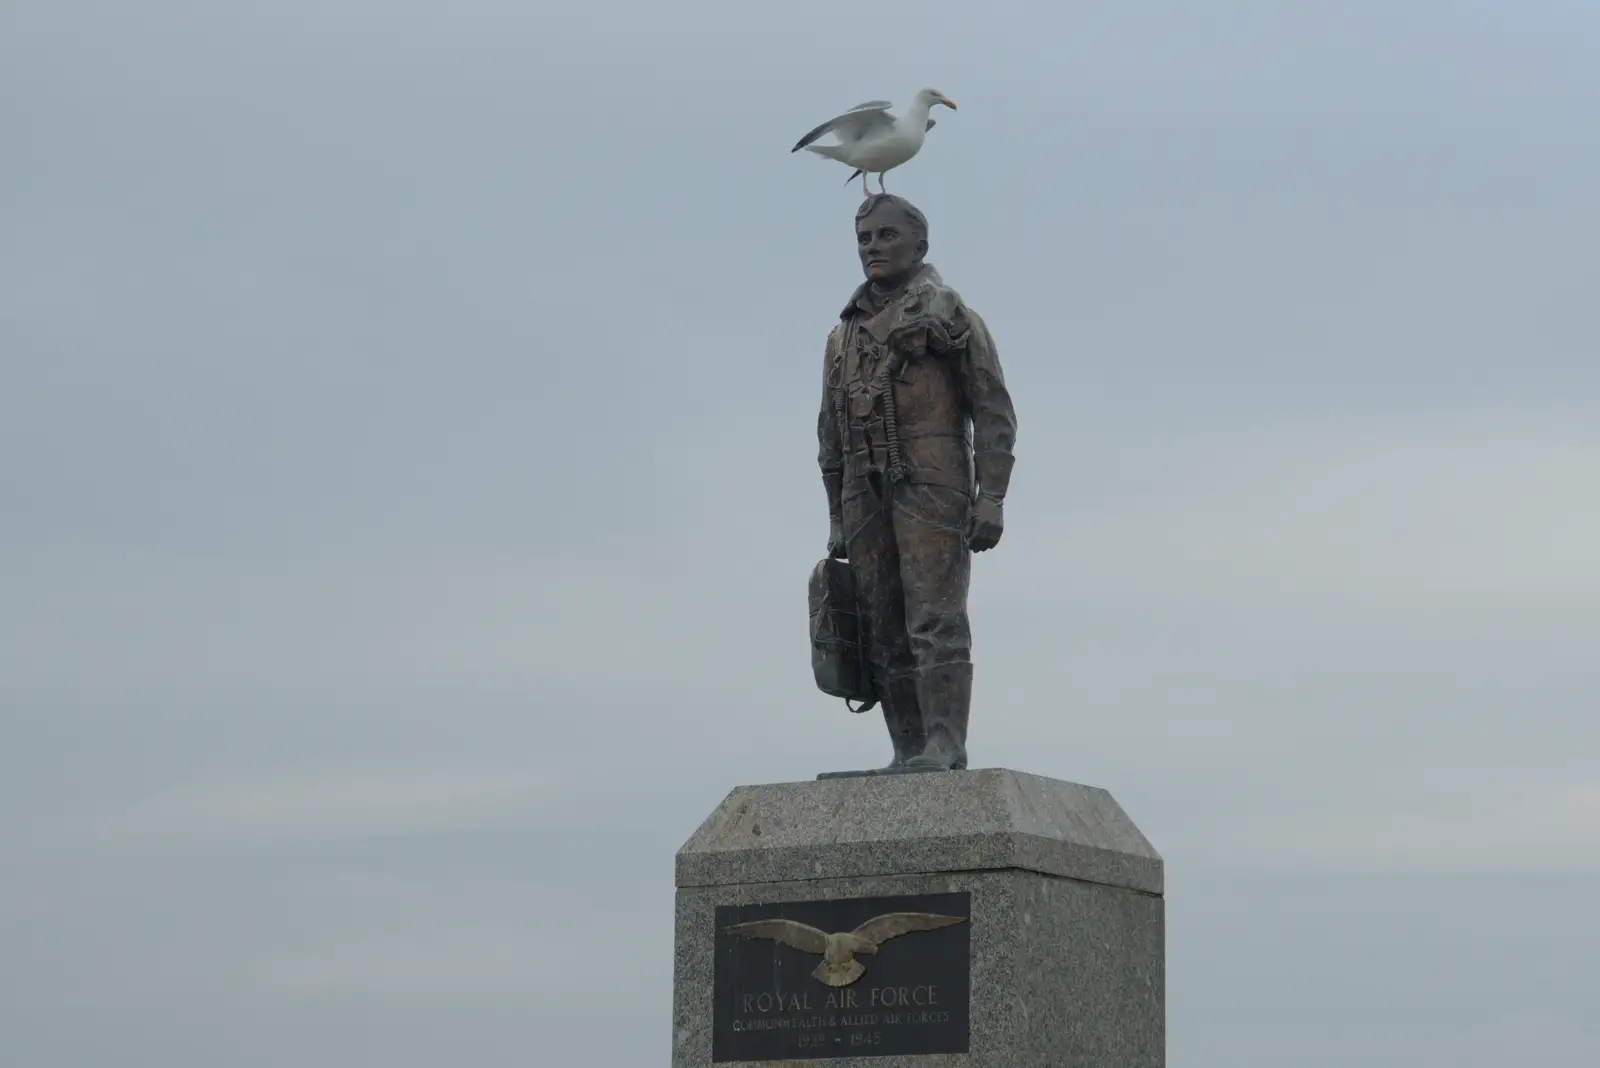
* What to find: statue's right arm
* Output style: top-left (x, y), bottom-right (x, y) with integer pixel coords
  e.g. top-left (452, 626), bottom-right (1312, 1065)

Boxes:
top-left (818, 328), bottom-right (847, 559)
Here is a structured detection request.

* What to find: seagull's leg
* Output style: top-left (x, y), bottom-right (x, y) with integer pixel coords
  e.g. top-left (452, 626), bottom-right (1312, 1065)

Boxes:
top-left (861, 171), bottom-right (871, 198)
top-left (877, 173), bottom-right (887, 194)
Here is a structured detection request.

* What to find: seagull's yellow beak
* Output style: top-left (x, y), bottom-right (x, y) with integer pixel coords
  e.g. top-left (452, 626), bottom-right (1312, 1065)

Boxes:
top-left (941, 98), bottom-right (958, 110)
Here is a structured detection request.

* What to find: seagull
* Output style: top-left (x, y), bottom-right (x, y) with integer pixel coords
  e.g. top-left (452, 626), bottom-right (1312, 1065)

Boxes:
top-left (791, 88), bottom-right (957, 197)
top-left (723, 911), bottom-right (967, 987)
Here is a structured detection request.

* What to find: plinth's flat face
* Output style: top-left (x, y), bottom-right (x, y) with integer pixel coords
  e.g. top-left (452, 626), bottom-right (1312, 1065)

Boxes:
top-left (712, 891), bottom-right (971, 1062)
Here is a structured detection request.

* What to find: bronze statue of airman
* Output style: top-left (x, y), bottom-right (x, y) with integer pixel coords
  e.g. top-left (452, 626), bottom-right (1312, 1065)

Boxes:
top-left (812, 194), bottom-right (1017, 773)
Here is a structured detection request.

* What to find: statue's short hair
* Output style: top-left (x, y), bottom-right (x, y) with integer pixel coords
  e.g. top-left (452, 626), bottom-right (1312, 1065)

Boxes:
top-left (855, 194), bottom-right (928, 243)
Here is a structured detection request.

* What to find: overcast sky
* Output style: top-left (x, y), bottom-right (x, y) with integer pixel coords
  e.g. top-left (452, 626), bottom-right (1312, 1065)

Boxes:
top-left (2, 1), bottom-right (1598, 1065)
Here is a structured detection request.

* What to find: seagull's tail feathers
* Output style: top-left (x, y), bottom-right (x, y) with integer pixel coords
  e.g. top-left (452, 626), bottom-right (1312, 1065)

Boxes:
top-left (843, 169), bottom-right (864, 186)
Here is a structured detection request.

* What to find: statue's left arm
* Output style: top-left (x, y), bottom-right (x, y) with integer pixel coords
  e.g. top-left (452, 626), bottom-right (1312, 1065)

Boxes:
top-left (951, 307), bottom-right (1016, 551)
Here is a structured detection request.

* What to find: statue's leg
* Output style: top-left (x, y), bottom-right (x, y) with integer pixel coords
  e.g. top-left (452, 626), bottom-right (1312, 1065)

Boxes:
top-left (876, 671), bottom-right (924, 768)
top-left (888, 482), bottom-right (974, 771)
top-left (842, 480), bottom-right (925, 769)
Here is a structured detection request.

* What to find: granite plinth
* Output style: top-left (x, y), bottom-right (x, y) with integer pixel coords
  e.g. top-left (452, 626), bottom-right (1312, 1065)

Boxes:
top-left (671, 768), bottom-right (1164, 1067)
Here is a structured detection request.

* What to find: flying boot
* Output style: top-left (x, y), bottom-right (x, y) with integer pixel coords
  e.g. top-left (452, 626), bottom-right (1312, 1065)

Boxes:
top-left (875, 672), bottom-right (927, 771)
top-left (901, 662), bottom-right (972, 771)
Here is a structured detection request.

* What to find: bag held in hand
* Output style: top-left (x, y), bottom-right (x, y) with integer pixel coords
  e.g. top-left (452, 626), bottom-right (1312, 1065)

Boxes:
top-left (807, 558), bottom-right (878, 713)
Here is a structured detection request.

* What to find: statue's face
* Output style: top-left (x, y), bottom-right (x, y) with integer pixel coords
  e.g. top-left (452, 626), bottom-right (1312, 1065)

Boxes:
top-left (856, 209), bottom-right (926, 286)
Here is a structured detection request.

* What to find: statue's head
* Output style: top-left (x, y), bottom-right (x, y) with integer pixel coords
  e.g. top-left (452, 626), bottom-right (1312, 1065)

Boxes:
top-left (855, 194), bottom-right (928, 288)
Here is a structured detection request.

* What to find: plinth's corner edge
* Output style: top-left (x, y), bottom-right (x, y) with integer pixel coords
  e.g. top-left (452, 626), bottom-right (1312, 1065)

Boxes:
top-left (673, 767), bottom-right (1163, 894)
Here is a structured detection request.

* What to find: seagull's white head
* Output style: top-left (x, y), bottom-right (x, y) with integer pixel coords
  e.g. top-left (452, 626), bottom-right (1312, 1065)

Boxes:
top-left (915, 87), bottom-right (957, 111)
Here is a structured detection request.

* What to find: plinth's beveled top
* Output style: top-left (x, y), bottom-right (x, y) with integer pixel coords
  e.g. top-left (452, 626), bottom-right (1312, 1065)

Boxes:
top-left (675, 768), bottom-right (1162, 894)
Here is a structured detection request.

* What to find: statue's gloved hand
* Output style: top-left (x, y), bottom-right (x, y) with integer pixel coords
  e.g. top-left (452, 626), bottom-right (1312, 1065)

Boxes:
top-left (828, 519), bottom-right (848, 560)
top-left (968, 496), bottom-right (1004, 552)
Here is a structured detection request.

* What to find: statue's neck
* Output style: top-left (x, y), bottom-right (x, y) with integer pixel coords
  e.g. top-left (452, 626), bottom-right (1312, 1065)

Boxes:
top-left (868, 267), bottom-right (921, 307)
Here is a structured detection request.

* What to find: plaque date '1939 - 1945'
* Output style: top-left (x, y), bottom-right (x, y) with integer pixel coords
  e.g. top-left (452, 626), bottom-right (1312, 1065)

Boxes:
top-left (712, 891), bottom-right (971, 1062)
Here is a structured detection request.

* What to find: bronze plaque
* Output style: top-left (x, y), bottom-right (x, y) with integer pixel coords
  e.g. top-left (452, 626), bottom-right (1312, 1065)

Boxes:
top-left (711, 891), bottom-right (971, 1061)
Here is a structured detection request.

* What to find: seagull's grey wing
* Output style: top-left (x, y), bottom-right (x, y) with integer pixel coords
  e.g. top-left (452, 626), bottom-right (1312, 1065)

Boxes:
top-left (724, 919), bottom-right (829, 955)
top-left (850, 912), bottom-right (966, 949)
top-left (926, 118), bottom-right (937, 131)
top-left (791, 102), bottom-right (895, 152)
top-left (832, 104), bottom-right (899, 144)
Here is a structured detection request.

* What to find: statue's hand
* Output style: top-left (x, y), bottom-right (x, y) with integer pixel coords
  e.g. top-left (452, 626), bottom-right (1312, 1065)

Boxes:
top-left (828, 519), bottom-right (848, 560)
top-left (968, 496), bottom-right (1004, 552)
